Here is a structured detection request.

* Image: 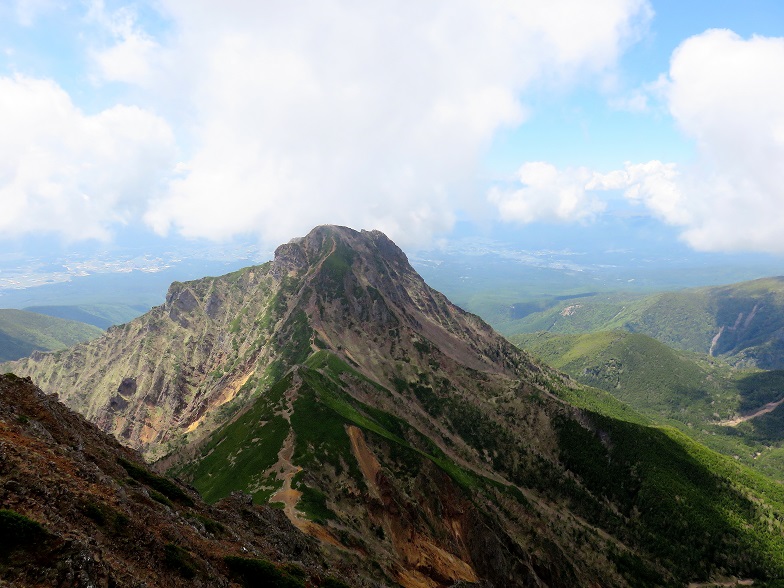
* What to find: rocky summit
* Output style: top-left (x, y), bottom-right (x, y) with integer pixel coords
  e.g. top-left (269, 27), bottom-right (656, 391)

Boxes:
top-left (6, 225), bottom-right (784, 587)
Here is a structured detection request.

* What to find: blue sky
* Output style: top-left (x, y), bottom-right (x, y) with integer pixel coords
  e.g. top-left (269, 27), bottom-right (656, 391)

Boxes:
top-left (1, 0), bottom-right (784, 283)
top-left (483, 0), bottom-right (784, 172)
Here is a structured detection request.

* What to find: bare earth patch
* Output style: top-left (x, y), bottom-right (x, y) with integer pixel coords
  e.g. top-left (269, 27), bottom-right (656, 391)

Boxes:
top-left (719, 397), bottom-right (784, 427)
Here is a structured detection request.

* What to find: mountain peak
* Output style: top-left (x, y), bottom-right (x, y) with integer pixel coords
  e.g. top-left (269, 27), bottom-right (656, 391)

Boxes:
top-left (273, 225), bottom-right (409, 276)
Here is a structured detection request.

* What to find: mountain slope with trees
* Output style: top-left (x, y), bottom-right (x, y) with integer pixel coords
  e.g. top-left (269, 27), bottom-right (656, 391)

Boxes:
top-left (502, 277), bottom-right (784, 370)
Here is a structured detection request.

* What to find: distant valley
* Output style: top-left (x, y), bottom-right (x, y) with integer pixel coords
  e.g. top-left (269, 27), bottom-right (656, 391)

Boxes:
top-left (513, 330), bottom-right (784, 480)
top-left (0, 309), bottom-right (104, 362)
top-left (496, 277), bottom-right (784, 370)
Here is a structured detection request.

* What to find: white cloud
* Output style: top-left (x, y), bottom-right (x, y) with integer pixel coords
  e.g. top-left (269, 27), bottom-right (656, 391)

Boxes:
top-left (489, 159), bottom-right (691, 229)
top-left (87, 0), bottom-right (161, 85)
top-left (91, 0), bottom-right (651, 247)
top-left (0, 75), bottom-right (175, 241)
top-left (593, 160), bottom-right (689, 224)
top-left (508, 29), bottom-right (784, 255)
top-left (14, 0), bottom-right (61, 26)
top-left (489, 162), bottom-right (607, 223)
top-left (614, 29), bottom-right (784, 253)
top-left (608, 89), bottom-right (649, 113)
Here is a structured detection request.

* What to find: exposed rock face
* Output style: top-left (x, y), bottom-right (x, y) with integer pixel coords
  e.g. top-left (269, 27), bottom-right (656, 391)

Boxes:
top-left (5, 226), bottom-right (534, 462)
top-left (6, 225), bottom-right (784, 587)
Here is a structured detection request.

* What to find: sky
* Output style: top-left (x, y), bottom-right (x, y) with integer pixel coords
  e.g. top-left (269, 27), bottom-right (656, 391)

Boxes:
top-left (1, 0), bottom-right (784, 284)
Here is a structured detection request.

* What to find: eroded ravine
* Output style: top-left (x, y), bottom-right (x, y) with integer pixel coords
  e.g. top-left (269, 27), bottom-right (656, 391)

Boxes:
top-left (347, 425), bottom-right (479, 588)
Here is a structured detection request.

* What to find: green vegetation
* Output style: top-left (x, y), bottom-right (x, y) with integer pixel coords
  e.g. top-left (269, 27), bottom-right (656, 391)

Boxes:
top-left (290, 375), bottom-right (365, 484)
top-left (555, 413), bottom-right (784, 582)
top-left (513, 331), bottom-right (724, 414)
top-left (181, 350), bottom-right (488, 517)
top-left (191, 513), bottom-right (225, 535)
top-left (83, 501), bottom-right (109, 526)
top-left (82, 500), bottom-right (130, 535)
top-left (174, 375), bottom-right (292, 503)
top-left (0, 509), bottom-right (47, 556)
top-left (292, 473), bottom-right (337, 523)
top-left (0, 308), bottom-right (104, 362)
top-left (163, 543), bottom-right (198, 579)
top-left (224, 556), bottom-right (306, 588)
top-left (149, 489), bottom-right (175, 508)
top-left (118, 457), bottom-right (195, 506)
top-left (296, 358), bottom-right (480, 490)
top-left (513, 330), bottom-right (784, 478)
top-left (321, 238), bottom-right (355, 282)
top-left (183, 342), bottom-right (784, 583)
top-left (503, 276), bottom-right (784, 370)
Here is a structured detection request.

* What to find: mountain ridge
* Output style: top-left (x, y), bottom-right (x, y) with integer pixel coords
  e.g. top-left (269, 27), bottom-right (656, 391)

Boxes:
top-left (6, 225), bottom-right (784, 586)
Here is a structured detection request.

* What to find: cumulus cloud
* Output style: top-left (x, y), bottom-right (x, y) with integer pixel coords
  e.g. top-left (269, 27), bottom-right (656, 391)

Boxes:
top-left (488, 162), bottom-right (607, 223)
top-left (86, 0), bottom-right (651, 247)
top-left (0, 75), bottom-right (175, 241)
top-left (498, 29), bottom-right (784, 255)
top-left (614, 29), bottom-right (784, 253)
top-left (662, 29), bottom-right (784, 252)
top-left (86, 0), bottom-right (161, 85)
top-left (593, 160), bottom-right (688, 223)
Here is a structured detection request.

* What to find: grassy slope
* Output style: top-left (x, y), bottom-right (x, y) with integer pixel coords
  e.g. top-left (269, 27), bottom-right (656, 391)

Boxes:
top-left (175, 349), bottom-right (784, 584)
top-left (177, 351), bottom-right (484, 511)
top-left (513, 330), bottom-right (784, 479)
top-left (500, 290), bottom-right (717, 348)
top-left (0, 309), bottom-right (104, 362)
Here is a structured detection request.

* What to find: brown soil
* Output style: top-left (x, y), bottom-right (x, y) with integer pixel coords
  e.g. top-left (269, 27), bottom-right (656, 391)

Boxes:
top-left (269, 428), bottom-right (344, 549)
top-left (185, 370), bottom-right (254, 433)
top-left (347, 425), bottom-right (479, 588)
top-left (269, 429), bottom-right (303, 522)
top-left (719, 397), bottom-right (784, 426)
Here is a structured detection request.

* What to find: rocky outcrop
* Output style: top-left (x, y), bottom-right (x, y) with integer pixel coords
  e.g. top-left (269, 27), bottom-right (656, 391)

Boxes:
top-left (4, 226), bottom-right (540, 462)
top-left (0, 373), bottom-right (375, 587)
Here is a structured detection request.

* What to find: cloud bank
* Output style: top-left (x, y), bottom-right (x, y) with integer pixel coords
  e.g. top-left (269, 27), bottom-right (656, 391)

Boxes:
top-left (488, 162), bottom-right (607, 224)
top-left (1, 0), bottom-right (651, 247)
top-left (662, 29), bottom-right (784, 252)
top-left (141, 0), bottom-right (651, 246)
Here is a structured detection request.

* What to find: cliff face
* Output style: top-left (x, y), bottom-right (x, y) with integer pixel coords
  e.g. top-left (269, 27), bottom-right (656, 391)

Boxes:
top-left (7, 225), bottom-right (784, 587)
top-left (6, 226), bottom-right (540, 462)
top-left (7, 261), bottom-right (290, 460)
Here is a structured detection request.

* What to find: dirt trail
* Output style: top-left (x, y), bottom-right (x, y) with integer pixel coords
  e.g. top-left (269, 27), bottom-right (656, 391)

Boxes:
top-left (269, 430), bottom-right (303, 523)
top-left (719, 397), bottom-right (784, 426)
top-left (269, 427), bottom-right (344, 548)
